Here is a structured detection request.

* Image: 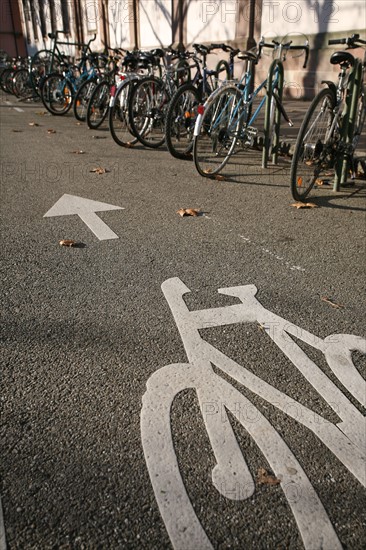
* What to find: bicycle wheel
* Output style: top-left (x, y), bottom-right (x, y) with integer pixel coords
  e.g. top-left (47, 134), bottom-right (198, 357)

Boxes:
top-left (165, 83), bottom-right (201, 159)
top-left (2, 68), bottom-right (16, 94)
top-left (193, 85), bottom-right (243, 177)
top-left (109, 79), bottom-right (139, 147)
top-left (86, 80), bottom-right (110, 129)
top-left (290, 88), bottom-right (336, 201)
top-left (12, 69), bottom-right (33, 98)
top-left (128, 76), bottom-right (170, 148)
top-left (0, 68), bottom-right (12, 93)
top-left (73, 78), bottom-right (97, 121)
top-left (41, 73), bottom-right (74, 115)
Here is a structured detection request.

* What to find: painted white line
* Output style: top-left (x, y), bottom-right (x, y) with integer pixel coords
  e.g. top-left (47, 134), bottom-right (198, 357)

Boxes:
top-left (44, 194), bottom-right (124, 240)
top-left (13, 107), bottom-right (24, 113)
top-left (0, 496), bottom-right (6, 550)
top-left (239, 235), bottom-right (305, 272)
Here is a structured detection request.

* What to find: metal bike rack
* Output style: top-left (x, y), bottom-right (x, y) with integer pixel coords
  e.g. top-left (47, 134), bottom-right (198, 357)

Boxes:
top-left (334, 58), bottom-right (363, 190)
top-left (262, 59), bottom-right (284, 168)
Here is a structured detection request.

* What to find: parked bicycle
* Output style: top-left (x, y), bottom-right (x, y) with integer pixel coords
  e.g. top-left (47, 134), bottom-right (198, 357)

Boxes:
top-left (290, 33), bottom-right (366, 201)
top-left (40, 51), bottom-right (100, 116)
top-left (127, 46), bottom-right (202, 149)
top-left (165, 43), bottom-right (240, 160)
top-left (108, 49), bottom-right (164, 147)
top-left (30, 31), bottom-right (96, 96)
top-left (193, 38), bottom-right (309, 177)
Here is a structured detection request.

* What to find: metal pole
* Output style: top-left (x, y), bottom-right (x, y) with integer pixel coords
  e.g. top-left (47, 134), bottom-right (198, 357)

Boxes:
top-left (247, 0), bottom-right (256, 50)
top-left (133, 0), bottom-right (139, 49)
top-left (178, 0), bottom-right (183, 49)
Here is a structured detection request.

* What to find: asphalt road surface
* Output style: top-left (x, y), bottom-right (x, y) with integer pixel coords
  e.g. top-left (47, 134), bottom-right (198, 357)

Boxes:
top-left (1, 92), bottom-right (365, 550)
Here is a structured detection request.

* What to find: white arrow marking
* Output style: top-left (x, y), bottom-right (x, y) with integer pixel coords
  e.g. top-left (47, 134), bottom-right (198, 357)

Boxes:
top-left (44, 194), bottom-right (124, 240)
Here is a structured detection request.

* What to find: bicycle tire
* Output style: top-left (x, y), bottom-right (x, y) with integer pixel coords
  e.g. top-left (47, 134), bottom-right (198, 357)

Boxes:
top-left (193, 85), bottom-right (243, 177)
top-left (73, 78), bottom-right (98, 121)
top-left (165, 83), bottom-right (201, 159)
top-left (41, 73), bottom-right (74, 115)
top-left (12, 68), bottom-right (33, 98)
top-left (1, 68), bottom-right (16, 94)
top-left (109, 79), bottom-right (139, 147)
top-left (86, 80), bottom-right (110, 129)
top-left (128, 76), bottom-right (170, 148)
top-left (290, 88), bottom-right (336, 201)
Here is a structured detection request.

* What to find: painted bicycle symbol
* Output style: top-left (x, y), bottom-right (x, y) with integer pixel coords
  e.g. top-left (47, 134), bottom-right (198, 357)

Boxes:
top-left (141, 277), bottom-right (365, 550)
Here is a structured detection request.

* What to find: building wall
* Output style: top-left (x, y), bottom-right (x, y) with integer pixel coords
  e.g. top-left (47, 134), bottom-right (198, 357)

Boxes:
top-left (256, 0), bottom-right (366, 97)
top-left (0, 0), bottom-right (26, 57)
top-left (4, 0), bottom-right (366, 98)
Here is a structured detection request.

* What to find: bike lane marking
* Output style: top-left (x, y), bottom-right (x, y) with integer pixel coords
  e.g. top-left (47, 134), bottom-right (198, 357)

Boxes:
top-left (44, 194), bottom-right (124, 240)
top-left (141, 277), bottom-right (366, 550)
top-left (239, 235), bottom-right (306, 272)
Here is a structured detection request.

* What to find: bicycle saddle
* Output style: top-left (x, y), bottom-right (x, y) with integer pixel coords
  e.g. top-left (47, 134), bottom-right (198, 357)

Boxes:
top-left (237, 50), bottom-right (258, 63)
top-left (151, 48), bottom-right (164, 58)
top-left (330, 51), bottom-right (355, 67)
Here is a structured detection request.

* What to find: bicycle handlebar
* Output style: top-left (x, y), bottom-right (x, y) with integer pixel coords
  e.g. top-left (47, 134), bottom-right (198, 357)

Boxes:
top-left (258, 39), bottom-right (309, 68)
top-left (328, 33), bottom-right (366, 47)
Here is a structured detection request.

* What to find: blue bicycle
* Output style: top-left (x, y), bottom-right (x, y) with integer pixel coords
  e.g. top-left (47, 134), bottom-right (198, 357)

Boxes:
top-left (193, 38), bottom-right (309, 177)
top-left (40, 53), bottom-right (100, 116)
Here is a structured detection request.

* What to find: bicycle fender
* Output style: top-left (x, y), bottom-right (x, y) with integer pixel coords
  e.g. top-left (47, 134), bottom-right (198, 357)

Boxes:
top-left (193, 83), bottom-right (239, 137)
top-left (321, 80), bottom-right (337, 97)
top-left (109, 75), bottom-right (139, 107)
top-left (194, 113), bottom-right (203, 136)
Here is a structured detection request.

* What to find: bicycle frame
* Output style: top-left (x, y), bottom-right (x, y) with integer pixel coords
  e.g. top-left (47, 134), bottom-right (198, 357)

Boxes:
top-left (47, 30), bottom-right (96, 73)
top-left (193, 61), bottom-right (279, 144)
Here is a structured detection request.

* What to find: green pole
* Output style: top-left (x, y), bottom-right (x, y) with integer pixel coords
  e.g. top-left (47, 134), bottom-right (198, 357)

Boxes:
top-left (334, 60), bottom-right (362, 190)
top-left (262, 59), bottom-right (284, 168)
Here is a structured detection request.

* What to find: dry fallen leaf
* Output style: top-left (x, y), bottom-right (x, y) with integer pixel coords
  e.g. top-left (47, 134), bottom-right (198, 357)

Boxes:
top-left (291, 202), bottom-right (318, 209)
top-left (214, 174), bottom-right (225, 181)
top-left (203, 168), bottom-right (213, 174)
top-left (92, 135), bottom-right (107, 139)
top-left (71, 150), bottom-right (85, 154)
top-left (257, 467), bottom-right (281, 485)
top-left (35, 111), bottom-right (48, 116)
top-left (12, 129), bottom-right (23, 132)
top-left (125, 141), bottom-right (135, 148)
top-left (305, 160), bottom-right (314, 166)
top-left (47, 129), bottom-right (56, 134)
top-left (90, 166), bottom-right (109, 174)
top-left (29, 122), bottom-right (40, 127)
top-left (176, 208), bottom-right (201, 217)
top-left (315, 179), bottom-right (331, 186)
top-left (321, 296), bottom-right (344, 309)
top-left (59, 239), bottom-right (76, 247)
top-left (75, 122), bottom-right (81, 126)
